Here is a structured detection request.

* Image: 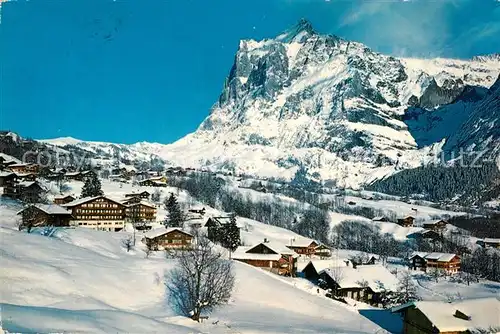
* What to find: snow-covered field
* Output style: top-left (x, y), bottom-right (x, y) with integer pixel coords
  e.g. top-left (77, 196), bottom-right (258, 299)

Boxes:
top-left (0, 200), bottom-right (384, 333)
top-left (2, 179), bottom-right (498, 333)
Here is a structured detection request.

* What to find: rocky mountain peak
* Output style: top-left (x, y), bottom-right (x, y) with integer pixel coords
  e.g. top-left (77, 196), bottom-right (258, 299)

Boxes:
top-left (276, 18), bottom-right (316, 43)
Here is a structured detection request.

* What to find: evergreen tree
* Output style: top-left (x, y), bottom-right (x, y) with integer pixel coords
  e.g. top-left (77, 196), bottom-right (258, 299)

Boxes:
top-left (220, 214), bottom-right (241, 257)
top-left (164, 193), bottom-right (184, 227)
top-left (151, 189), bottom-right (162, 203)
top-left (384, 271), bottom-right (419, 307)
top-left (80, 172), bottom-right (103, 198)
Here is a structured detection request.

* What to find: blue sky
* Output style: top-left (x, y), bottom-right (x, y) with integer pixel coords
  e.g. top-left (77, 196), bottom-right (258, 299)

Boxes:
top-left (1, 0), bottom-right (499, 144)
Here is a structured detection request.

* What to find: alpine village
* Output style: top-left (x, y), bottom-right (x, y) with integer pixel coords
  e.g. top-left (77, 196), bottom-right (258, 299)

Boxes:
top-left (1, 145), bottom-right (499, 333)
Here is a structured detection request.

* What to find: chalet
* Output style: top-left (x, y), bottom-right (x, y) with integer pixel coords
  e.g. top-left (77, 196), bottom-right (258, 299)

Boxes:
top-left (409, 252), bottom-right (460, 274)
top-left (413, 229), bottom-right (442, 241)
top-left (65, 170), bottom-right (96, 181)
top-left (397, 216), bottom-right (415, 227)
top-left (0, 171), bottom-right (17, 188)
top-left (125, 201), bottom-right (157, 222)
top-left (7, 163), bottom-right (39, 175)
top-left (142, 228), bottom-right (193, 250)
top-left (286, 238), bottom-right (319, 256)
top-left (232, 240), bottom-right (298, 276)
top-left (314, 244), bottom-right (332, 258)
top-left (319, 264), bottom-right (398, 306)
top-left (0, 154), bottom-right (20, 170)
top-left (165, 167), bottom-right (187, 176)
top-left (483, 238), bottom-right (500, 249)
top-left (372, 216), bottom-right (390, 222)
top-left (423, 220), bottom-right (448, 232)
top-left (62, 196), bottom-right (127, 231)
top-left (125, 191), bottom-right (151, 200)
top-left (17, 204), bottom-right (73, 228)
top-left (205, 216), bottom-right (230, 241)
top-left (188, 207), bottom-right (206, 215)
top-left (53, 195), bottom-right (76, 205)
top-left (18, 181), bottom-right (46, 202)
top-left (392, 298), bottom-right (500, 334)
top-left (0, 172), bottom-right (19, 197)
top-left (300, 259), bottom-right (346, 280)
top-left (138, 176), bottom-right (167, 187)
top-left (349, 253), bottom-right (380, 267)
top-left (409, 252), bottom-right (428, 271)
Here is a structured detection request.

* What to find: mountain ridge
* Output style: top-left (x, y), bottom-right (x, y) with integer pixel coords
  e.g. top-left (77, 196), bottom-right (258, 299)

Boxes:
top-left (31, 20), bottom-right (500, 190)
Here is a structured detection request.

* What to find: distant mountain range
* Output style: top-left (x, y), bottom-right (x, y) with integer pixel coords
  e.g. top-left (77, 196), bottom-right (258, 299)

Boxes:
top-left (2, 19), bottom-right (499, 203)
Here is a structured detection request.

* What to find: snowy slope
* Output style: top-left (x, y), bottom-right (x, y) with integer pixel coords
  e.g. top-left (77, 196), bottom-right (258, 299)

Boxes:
top-left (0, 202), bottom-right (386, 333)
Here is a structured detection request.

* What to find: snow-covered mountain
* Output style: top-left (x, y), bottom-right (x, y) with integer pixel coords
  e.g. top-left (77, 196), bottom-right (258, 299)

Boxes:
top-left (40, 19), bottom-right (499, 188)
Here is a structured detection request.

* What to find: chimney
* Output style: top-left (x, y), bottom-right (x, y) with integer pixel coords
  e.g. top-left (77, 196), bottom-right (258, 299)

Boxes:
top-left (263, 238), bottom-right (269, 243)
top-left (454, 310), bottom-right (471, 321)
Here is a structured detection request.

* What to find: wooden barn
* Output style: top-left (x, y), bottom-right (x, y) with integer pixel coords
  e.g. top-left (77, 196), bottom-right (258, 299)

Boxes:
top-left (392, 298), bottom-right (500, 334)
top-left (142, 228), bottom-right (193, 250)
top-left (286, 238), bottom-right (318, 256)
top-left (319, 264), bottom-right (398, 306)
top-left (53, 195), bottom-right (76, 205)
top-left (125, 191), bottom-right (151, 200)
top-left (483, 238), bottom-right (500, 249)
top-left (397, 216), bottom-right (415, 227)
top-left (17, 204), bottom-right (73, 228)
top-left (423, 220), bottom-right (448, 232)
top-left (232, 240), bottom-right (298, 276)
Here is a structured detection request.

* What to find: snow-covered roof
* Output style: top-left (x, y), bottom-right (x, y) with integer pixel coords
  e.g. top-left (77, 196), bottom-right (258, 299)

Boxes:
top-left (409, 252), bottom-right (428, 260)
top-left (7, 163), bottom-right (31, 167)
top-left (423, 219), bottom-right (447, 226)
top-left (372, 216), bottom-right (387, 221)
top-left (54, 195), bottom-right (75, 200)
top-left (232, 251), bottom-right (281, 261)
top-left (247, 241), bottom-right (298, 257)
top-left (142, 227), bottom-right (191, 239)
top-left (127, 200), bottom-right (156, 209)
top-left (299, 259), bottom-right (346, 273)
top-left (17, 204), bottom-right (72, 216)
top-left (425, 252), bottom-right (457, 262)
top-left (321, 264), bottom-right (398, 293)
top-left (0, 153), bottom-right (22, 164)
top-left (484, 238), bottom-right (500, 244)
top-left (62, 196), bottom-right (101, 207)
top-left (393, 298), bottom-right (500, 332)
top-left (287, 237), bottom-right (316, 248)
top-left (409, 252), bottom-right (458, 262)
top-left (18, 181), bottom-right (43, 189)
top-left (0, 171), bottom-right (15, 177)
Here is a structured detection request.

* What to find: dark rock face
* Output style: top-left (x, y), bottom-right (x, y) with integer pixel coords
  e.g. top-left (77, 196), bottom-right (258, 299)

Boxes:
top-left (418, 78), bottom-right (465, 109)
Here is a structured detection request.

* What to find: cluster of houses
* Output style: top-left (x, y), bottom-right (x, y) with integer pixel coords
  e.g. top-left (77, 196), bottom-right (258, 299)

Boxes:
top-left (0, 155), bottom-right (45, 202)
top-left (17, 191), bottom-right (158, 232)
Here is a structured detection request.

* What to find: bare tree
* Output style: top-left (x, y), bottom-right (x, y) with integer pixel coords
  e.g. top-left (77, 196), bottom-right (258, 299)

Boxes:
top-left (328, 266), bottom-right (345, 296)
top-left (122, 235), bottom-right (134, 252)
top-left (151, 189), bottom-right (162, 204)
top-left (165, 233), bottom-right (235, 322)
top-left (144, 239), bottom-right (157, 258)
